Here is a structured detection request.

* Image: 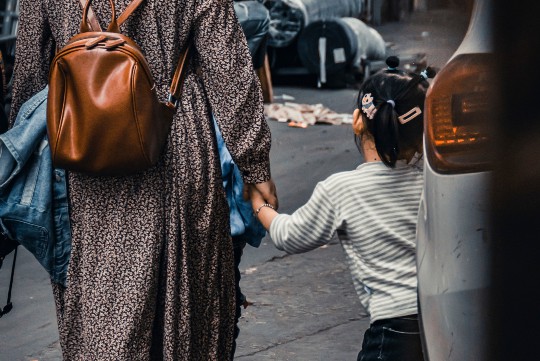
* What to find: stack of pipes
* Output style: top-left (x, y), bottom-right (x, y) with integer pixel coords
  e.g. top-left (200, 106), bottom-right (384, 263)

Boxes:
top-left (264, 0), bottom-right (386, 85)
top-left (297, 17), bottom-right (385, 84)
top-left (265, 0), bottom-right (363, 48)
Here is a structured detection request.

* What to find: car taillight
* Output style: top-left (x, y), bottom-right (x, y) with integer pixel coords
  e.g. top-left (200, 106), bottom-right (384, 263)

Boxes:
top-left (425, 53), bottom-right (496, 174)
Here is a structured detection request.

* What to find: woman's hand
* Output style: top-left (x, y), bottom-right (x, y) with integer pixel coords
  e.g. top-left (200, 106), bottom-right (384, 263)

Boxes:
top-left (247, 183), bottom-right (278, 231)
top-left (249, 186), bottom-right (266, 212)
top-left (244, 179), bottom-right (279, 210)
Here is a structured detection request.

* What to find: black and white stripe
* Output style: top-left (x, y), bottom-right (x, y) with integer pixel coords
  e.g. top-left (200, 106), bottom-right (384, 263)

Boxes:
top-left (270, 161), bottom-right (423, 323)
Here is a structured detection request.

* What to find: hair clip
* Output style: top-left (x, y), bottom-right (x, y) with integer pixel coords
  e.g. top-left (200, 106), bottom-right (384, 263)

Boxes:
top-left (361, 93), bottom-right (377, 119)
top-left (398, 107), bottom-right (422, 124)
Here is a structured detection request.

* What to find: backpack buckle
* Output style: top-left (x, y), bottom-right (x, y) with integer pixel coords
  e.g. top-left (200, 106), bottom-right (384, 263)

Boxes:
top-left (166, 93), bottom-right (178, 109)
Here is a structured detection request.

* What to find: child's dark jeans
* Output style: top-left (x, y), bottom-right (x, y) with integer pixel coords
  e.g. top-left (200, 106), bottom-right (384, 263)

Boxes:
top-left (357, 314), bottom-right (425, 361)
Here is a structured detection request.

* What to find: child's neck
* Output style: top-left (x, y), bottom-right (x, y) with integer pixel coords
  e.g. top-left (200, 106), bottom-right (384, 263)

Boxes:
top-left (360, 137), bottom-right (422, 164)
top-left (361, 137), bottom-right (381, 163)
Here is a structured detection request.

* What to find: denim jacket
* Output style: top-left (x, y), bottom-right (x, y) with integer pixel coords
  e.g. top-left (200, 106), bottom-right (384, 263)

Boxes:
top-left (213, 117), bottom-right (266, 247)
top-left (0, 87), bottom-right (71, 286)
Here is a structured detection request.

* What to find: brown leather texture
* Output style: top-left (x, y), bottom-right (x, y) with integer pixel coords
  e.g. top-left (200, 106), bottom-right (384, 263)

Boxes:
top-left (48, 0), bottom-right (185, 176)
top-left (79, 0), bottom-right (102, 32)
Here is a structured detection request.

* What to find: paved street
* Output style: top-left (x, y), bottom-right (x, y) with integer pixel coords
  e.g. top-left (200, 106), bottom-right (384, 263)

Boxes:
top-left (0, 6), bottom-right (469, 361)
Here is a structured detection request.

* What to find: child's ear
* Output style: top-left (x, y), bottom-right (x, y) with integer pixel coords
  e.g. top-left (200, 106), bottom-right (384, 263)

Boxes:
top-left (352, 109), bottom-right (364, 135)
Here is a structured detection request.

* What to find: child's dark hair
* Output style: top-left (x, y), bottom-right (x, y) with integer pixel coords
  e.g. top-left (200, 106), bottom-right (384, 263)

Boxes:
top-left (356, 56), bottom-right (435, 167)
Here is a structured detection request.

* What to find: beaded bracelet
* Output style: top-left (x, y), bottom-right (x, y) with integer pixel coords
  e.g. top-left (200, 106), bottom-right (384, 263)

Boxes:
top-left (254, 203), bottom-right (275, 216)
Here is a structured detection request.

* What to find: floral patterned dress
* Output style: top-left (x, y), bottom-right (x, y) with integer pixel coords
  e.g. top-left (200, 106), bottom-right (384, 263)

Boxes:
top-left (9, 0), bottom-right (271, 359)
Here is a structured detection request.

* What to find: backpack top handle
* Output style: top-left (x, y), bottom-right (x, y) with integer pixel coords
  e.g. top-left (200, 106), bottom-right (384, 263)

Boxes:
top-left (81, 0), bottom-right (119, 32)
top-left (79, 0), bottom-right (102, 32)
top-left (80, 0), bottom-right (146, 33)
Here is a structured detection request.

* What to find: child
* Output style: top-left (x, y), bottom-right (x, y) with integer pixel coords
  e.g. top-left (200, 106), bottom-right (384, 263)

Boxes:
top-left (250, 58), bottom-right (433, 361)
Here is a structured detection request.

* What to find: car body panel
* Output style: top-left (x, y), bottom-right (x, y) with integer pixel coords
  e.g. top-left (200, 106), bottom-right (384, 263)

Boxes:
top-left (450, 0), bottom-right (493, 59)
top-left (417, 159), bottom-right (491, 361)
top-left (417, 1), bottom-right (494, 358)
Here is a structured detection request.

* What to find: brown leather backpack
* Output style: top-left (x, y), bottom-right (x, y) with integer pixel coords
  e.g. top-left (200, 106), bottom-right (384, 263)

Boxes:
top-left (47, 0), bottom-right (190, 176)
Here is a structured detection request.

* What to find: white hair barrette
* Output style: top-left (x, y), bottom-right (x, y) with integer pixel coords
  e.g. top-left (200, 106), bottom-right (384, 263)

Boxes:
top-left (361, 93), bottom-right (377, 119)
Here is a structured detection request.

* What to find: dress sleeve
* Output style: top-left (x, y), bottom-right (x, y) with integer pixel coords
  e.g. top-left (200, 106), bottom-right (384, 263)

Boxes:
top-left (269, 182), bottom-right (340, 254)
top-left (193, 0), bottom-right (271, 184)
top-left (8, 0), bottom-right (54, 127)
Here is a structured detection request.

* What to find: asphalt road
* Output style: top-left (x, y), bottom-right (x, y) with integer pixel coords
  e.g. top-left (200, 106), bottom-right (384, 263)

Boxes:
top-left (0, 6), bottom-right (469, 360)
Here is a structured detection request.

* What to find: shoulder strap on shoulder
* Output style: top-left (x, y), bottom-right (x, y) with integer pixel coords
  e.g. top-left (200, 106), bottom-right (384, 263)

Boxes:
top-left (117, 0), bottom-right (145, 27)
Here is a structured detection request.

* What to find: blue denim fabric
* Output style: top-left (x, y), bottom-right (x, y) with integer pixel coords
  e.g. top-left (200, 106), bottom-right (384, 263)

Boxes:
top-left (357, 315), bottom-right (424, 361)
top-left (0, 87), bottom-right (71, 286)
top-left (213, 116), bottom-right (266, 247)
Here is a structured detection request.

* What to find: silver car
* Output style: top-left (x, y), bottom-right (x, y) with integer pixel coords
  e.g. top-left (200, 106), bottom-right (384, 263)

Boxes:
top-left (416, 0), bottom-right (495, 360)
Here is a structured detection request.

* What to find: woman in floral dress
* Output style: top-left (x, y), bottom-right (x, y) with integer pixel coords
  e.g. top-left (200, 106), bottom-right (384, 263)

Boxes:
top-left (9, 0), bottom-right (276, 359)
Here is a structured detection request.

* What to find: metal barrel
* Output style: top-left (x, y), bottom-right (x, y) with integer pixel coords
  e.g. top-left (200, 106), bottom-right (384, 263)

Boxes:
top-left (297, 17), bottom-right (385, 79)
top-left (265, 0), bottom-right (362, 48)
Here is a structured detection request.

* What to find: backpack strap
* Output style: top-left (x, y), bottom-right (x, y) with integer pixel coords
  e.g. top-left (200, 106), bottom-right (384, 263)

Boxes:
top-left (166, 45), bottom-right (192, 109)
top-left (117, 0), bottom-right (145, 26)
top-left (114, 0), bottom-right (192, 109)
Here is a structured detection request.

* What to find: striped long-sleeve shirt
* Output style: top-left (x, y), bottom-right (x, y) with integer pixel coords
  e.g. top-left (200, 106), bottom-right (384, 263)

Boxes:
top-left (270, 160), bottom-right (423, 323)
